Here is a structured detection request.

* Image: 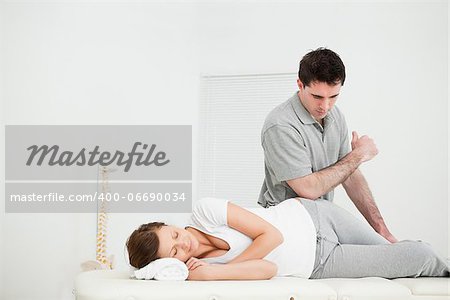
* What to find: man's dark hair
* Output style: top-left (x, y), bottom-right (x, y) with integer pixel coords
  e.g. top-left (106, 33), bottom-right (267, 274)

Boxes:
top-left (298, 47), bottom-right (346, 87)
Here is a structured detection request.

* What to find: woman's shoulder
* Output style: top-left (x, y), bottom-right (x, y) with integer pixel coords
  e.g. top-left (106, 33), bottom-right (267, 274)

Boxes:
top-left (191, 197), bottom-right (230, 228)
top-left (193, 197), bottom-right (229, 213)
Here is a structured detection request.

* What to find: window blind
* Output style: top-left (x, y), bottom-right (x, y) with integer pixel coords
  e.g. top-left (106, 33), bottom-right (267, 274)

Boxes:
top-left (199, 73), bottom-right (297, 207)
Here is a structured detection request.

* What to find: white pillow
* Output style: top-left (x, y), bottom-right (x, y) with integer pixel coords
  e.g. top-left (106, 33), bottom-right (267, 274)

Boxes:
top-left (133, 258), bottom-right (189, 281)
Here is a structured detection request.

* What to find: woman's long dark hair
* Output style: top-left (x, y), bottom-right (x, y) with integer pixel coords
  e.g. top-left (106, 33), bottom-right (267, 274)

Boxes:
top-left (126, 222), bottom-right (166, 269)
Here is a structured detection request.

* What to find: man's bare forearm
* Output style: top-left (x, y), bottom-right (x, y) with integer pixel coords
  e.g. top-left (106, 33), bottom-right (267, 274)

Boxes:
top-left (342, 169), bottom-right (385, 231)
top-left (313, 151), bottom-right (364, 196)
top-left (288, 133), bottom-right (379, 200)
top-left (342, 170), bottom-right (398, 245)
top-left (288, 150), bottom-right (364, 199)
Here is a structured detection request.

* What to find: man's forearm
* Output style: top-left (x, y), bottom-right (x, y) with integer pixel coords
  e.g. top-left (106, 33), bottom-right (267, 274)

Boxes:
top-left (343, 170), bottom-right (387, 232)
top-left (288, 150), bottom-right (363, 199)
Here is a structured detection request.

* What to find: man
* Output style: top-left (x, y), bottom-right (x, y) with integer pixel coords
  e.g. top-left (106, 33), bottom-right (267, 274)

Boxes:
top-left (258, 47), bottom-right (397, 243)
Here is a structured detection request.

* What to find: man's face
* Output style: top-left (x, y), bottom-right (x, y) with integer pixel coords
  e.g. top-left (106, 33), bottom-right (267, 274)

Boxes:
top-left (297, 79), bottom-right (342, 123)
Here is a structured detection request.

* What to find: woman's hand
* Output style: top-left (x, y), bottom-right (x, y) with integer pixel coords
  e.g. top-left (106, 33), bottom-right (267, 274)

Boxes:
top-left (187, 258), bottom-right (212, 280)
top-left (186, 257), bottom-right (210, 271)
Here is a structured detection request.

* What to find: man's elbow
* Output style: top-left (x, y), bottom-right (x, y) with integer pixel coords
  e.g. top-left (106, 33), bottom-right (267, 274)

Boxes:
top-left (296, 189), bottom-right (321, 200)
top-left (287, 178), bottom-right (321, 200)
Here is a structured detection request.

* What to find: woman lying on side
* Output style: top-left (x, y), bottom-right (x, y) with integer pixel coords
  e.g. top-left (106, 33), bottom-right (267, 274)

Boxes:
top-left (126, 197), bottom-right (449, 280)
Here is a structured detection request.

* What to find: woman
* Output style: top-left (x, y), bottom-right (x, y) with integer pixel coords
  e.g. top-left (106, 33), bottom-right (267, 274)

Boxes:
top-left (126, 197), bottom-right (449, 280)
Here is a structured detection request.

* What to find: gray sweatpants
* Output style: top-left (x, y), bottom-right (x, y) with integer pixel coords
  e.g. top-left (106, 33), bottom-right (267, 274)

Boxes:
top-left (299, 198), bottom-right (450, 279)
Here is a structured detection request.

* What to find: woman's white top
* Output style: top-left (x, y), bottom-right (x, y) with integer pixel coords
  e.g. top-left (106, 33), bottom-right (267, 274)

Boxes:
top-left (186, 197), bottom-right (317, 278)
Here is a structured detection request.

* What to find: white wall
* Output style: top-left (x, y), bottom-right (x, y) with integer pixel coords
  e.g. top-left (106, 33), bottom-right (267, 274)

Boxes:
top-left (0, 0), bottom-right (5, 296)
top-left (0, 1), bottom-right (448, 299)
top-left (1, 3), bottom-right (201, 300)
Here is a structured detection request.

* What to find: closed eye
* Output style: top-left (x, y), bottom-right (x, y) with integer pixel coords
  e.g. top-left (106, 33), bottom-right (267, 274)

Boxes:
top-left (171, 231), bottom-right (179, 257)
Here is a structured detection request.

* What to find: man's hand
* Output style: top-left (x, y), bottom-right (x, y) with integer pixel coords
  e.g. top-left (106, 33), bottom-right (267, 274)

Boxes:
top-left (377, 227), bottom-right (398, 243)
top-left (351, 131), bottom-right (378, 163)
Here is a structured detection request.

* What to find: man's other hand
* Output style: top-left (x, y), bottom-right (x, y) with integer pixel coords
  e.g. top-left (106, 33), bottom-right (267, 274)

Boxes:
top-left (351, 131), bottom-right (378, 163)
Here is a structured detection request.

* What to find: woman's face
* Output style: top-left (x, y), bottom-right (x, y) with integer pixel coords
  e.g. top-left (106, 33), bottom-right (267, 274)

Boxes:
top-left (156, 225), bottom-right (199, 262)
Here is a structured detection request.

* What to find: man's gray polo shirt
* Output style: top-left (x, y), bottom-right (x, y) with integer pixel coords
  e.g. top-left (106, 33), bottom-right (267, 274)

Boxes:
top-left (258, 92), bottom-right (351, 207)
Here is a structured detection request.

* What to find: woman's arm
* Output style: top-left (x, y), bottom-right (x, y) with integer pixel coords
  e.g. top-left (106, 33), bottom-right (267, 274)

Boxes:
top-left (188, 259), bottom-right (277, 280)
top-left (226, 202), bottom-right (284, 264)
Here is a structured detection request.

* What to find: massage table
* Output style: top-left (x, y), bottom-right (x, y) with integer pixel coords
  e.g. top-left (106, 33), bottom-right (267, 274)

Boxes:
top-left (74, 270), bottom-right (450, 300)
